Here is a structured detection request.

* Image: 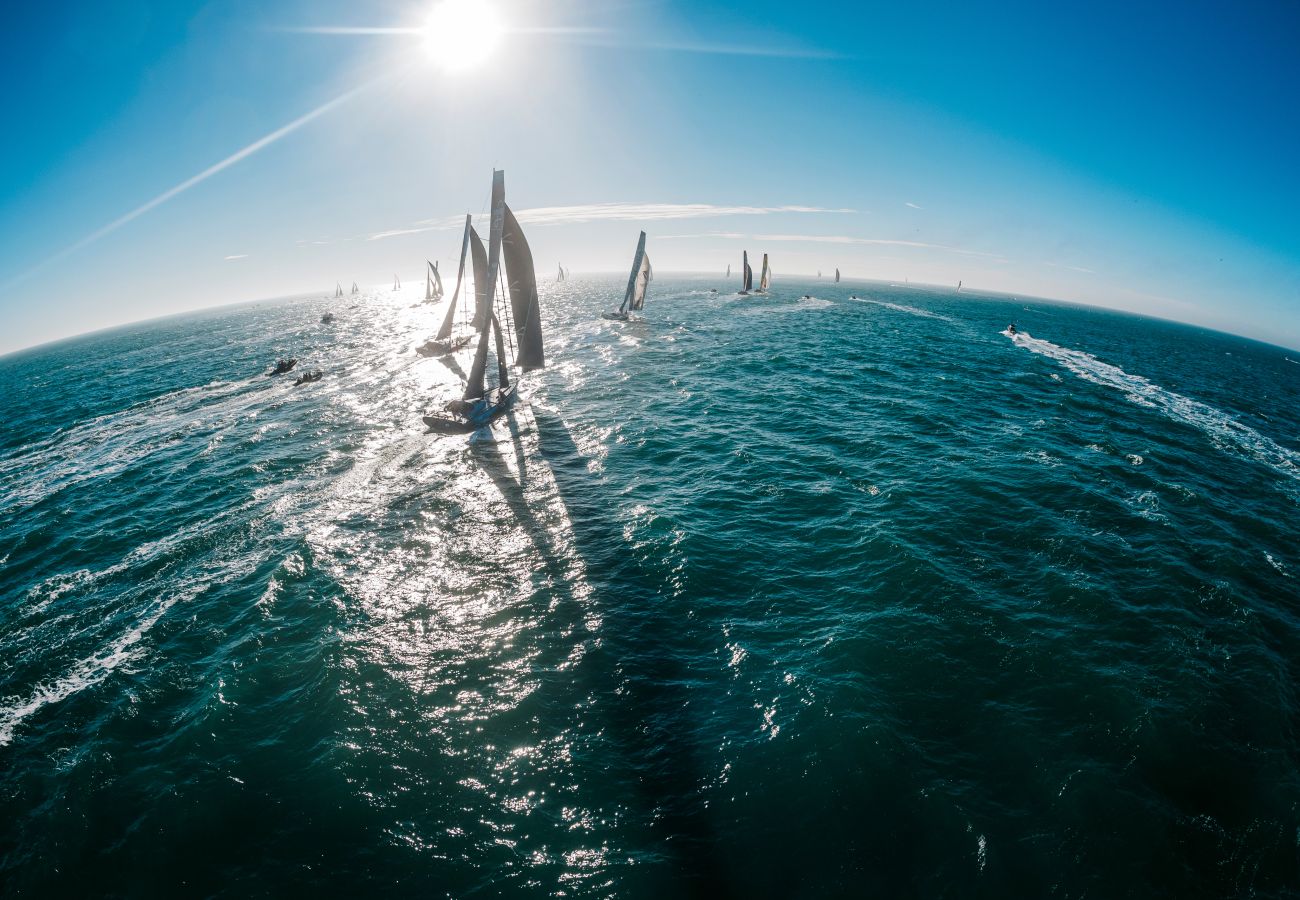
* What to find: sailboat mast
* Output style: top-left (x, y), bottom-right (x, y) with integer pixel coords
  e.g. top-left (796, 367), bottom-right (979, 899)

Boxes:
top-left (436, 215), bottom-right (472, 341)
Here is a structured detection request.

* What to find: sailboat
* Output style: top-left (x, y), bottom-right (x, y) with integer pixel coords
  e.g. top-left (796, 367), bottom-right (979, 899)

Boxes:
top-left (423, 169), bottom-right (544, 432)
top-left (425, 260), bottom-right (445, 302)
top-left (757, 253), bottom-right (771, 293)
top-left (956, 280), bottom-right (962, 293)
top-left (351, 281), bottom-right (359, 295)
top-left (738, 252), bottom-right (753, 295)
top-left (393, 274), bottom-right (401, 292)
top-left (835, 268), bottom-right (840, 284)
top-left (556, 264), bottom-right (566, 283)
top-left (417, 216), bottom-right (480, 357)
top-left (334, 282), bottom-right (343, 298)
top-left (818, 270), bottom-right (822, 279)
top-left (603, 232), bottom-right (652, 321)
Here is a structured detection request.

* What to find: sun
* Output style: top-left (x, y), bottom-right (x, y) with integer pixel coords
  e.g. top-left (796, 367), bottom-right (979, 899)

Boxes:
top-left (423, 0), bottom-right (504, 72)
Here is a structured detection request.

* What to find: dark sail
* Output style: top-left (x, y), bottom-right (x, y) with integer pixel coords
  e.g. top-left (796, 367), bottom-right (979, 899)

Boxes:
top-left (742, 251), bottom-right (753, 292)
top-left (435, 215), bottom-right (471, 341)
top-left (502, 203), bottom-right (544, 372)
top-left (465, 170), bottom-right (506, 401)
top-left (470, 225), bottom-right (489, 331)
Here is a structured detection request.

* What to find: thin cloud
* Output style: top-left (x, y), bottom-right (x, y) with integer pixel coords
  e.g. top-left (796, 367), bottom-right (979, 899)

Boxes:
top-left (223, 254), bottom-right (249, 260)
top-left (1044, 261), bottom-right (1096, 274)
top-left (1, 77), bottom-right (385, 292)
top-left (371, 203), bottom-right (855, 240)
top-left (660, 231), bottom-right (1004, 260)
top-left (905, 202), bottom-right (923, 209)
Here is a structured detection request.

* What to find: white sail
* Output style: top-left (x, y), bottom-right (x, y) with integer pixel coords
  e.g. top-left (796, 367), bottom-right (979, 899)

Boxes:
top-left (351, 281), bottom-right (358, 294)
top-left (616, 231), bottom-right (651, 315)
top-left (758, 254), bottom-right (771, 292)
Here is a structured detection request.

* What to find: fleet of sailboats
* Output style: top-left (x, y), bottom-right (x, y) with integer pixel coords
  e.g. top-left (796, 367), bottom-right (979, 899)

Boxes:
top-left (602, 231), bottom-right (651, 321)
top-left (422, 169), bottom-right (544, 433)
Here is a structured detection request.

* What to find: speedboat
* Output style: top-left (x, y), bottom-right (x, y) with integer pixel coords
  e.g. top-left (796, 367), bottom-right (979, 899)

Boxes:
top-left (269, 358), bottom-right (297, 376)
top-left (294, 370), bottom-right (323, 386)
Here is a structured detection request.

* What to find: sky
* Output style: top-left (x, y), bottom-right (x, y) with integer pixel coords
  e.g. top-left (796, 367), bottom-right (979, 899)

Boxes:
top-left (2, 0), bottom-right (1298, 354)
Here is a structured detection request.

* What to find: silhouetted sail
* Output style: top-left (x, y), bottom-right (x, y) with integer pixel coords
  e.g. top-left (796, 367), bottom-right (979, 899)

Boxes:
top-left (556, 264), bottom-right (565, 283)
top-left (436, 215), bottom-right (472, 341)
top-left (835, 268), bottom-right (840, 283)
top-left (503, 203), bottom-right (544, 372)
top-left (470, 226), bottom-right (489, 330)
top-left (758, 254), bottom-right (771, 292)
top-left (741, 252), bottom-right (753, 293)
top-left (727, 263), bottom-right (731, 278)
top-left (956, 280), bottom-right (962, 293)
top-left (335, 282), bottom-right (343, 297)
top-left (620, 231), bottom-right (651, 314)
top-left (426, 260), bottom-right (444, 302)
top-left (351, 281), bottom-right (358, 294)
top-left (466, 171), bottom-right (507, 401)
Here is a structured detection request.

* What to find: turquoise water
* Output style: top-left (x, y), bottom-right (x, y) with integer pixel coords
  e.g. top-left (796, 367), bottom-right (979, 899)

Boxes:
top-left (2, 278), bottom-right (1299, 897)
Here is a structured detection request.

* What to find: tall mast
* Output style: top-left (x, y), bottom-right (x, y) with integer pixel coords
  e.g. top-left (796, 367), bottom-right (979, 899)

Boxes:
top-left (465, 170), bottom-right (507, 401)
top-left (436, 215), bottom-right (472, 341)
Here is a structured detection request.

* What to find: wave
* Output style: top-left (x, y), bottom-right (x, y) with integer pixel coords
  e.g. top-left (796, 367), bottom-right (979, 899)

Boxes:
top-left (1008, 331), bottom-right (1300, 486)
top-left (857, 299), bottom-right (952, 321)
top-left (0, 595), bottom-right (178, 746)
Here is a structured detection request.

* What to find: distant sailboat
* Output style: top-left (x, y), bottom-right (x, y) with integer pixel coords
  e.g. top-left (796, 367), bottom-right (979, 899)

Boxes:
top-left (603, 231), bottom-right (652, 321)
top-left (426, 260), bottom-right (445, 302)
top-left (757, 253), bottom-right (771, 293)
top-left (334, 282), bottom-right (343, 298)
top-left (956, 280), bottom-right (962, 293)
top-left (351, 281), bottom-right (359, 295)
top-left (835, 268), bottom-right (840, 284)
top-left (818, 270), bottom-right (822, 279)
top-left (738, 252), bottom-right (753, 295)
top-left (556, 263), bottom-right (566, 283)
top-left (423, 169), bottom-right (543, 432)
top-left (418, 217), bottom-right (477, 357)
top-left (393, 274), bottom-right (401, 292)
top-left (726, 263), bottom-right (731, 278)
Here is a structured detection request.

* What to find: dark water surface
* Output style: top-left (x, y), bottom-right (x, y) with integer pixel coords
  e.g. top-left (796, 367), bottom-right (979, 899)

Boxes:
top-left (2, 279), bottom-right (1299, 897)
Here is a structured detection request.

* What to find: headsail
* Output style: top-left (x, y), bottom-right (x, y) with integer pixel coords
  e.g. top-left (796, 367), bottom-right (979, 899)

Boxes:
top-left (470, 226), bottom-right (489, 330)
top-left (758, 253), bottom-right (771, 292)
top-left (436, 215), bottom-right (472, 341)
top-left (503, 203), bottom-right (544, 371)
top-left (618, 231), bottom-right (652, 314)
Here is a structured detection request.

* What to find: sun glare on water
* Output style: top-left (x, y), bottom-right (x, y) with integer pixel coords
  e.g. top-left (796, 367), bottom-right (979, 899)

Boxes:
top-left (423, 0), bottom-right (504, 72)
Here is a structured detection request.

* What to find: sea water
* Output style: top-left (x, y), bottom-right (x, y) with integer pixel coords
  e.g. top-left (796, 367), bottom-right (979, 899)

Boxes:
top-left (2, 278), bottom-right (1298, 896)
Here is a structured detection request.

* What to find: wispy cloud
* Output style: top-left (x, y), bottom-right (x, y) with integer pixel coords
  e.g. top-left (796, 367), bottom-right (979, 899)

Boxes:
top-left (1043, 261), bottom-right (1096, 274)
top-left (223, 254), bottom-right (248, 261)
top-left (905, 202), bottom-right (923, 209)
top-left (1, 77), bottom-right (385, 291)
top-left (660, 231), bottom-right (1003, 260)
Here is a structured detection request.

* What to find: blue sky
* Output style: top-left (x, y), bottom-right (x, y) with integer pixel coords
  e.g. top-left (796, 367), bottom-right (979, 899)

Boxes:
top-left (2, 0), bottom-right (1298, 353)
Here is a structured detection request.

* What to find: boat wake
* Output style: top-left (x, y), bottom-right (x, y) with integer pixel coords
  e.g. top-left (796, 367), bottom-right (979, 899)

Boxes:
top-left (857, 299), bottom-right (952, 321)
top-left (1008, 331), bottom-right (1300, 487)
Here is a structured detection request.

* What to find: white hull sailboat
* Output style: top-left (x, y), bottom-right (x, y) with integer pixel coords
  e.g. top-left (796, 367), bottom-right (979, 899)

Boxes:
top-left (423, 169), bottom-right (544, 432)
top-left (418, 215), bottom-right (482, 357)
top-left (603, 231), bottom-right (652, 321)
top-left (756, 253), bottom-right (771, 294)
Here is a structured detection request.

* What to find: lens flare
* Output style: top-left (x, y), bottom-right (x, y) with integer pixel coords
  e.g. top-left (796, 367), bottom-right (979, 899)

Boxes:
top-left (423, 0), bottom-right (504, 72)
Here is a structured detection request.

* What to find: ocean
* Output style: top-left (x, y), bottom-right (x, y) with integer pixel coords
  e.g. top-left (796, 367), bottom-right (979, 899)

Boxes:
top-left (2, 277), bottom-right (1298, 897)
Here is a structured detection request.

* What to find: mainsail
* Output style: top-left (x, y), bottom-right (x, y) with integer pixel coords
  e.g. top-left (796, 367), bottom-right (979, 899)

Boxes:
top-left (465, 172), bottom-right (508, 401)
top-left (351, 281), bottom-right (358, 295)
top-left (335, 282), bottom-right (343, 298)
top-left (556, 264), bottom-right (565, 283)
top-left (835, 268), bottom-right (840, 283)
top-left (503, 203), bottom-right (545, 371)
top-left (758, 254), bottom-right (771, 292)
top-left (727, 263), bottom-right (731, 278)
top-left (470, 226), bottom-right (489, 330)
top-left (435, 215), bottom-right (473, 341)
top-left (393, 274), bottom-right (400, 291)
top-left (741, 252), bottom-right (753, 293)
top-left (618, 231), bottom-right (652, 315)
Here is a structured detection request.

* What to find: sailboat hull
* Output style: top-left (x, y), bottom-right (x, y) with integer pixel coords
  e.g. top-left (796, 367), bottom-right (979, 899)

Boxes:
top-left (601, 311), bottom-right (631, 321)
top-left (422, 384), bottom-right (518, 433)
top-left (416, 335), bottom-right (474, 357)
